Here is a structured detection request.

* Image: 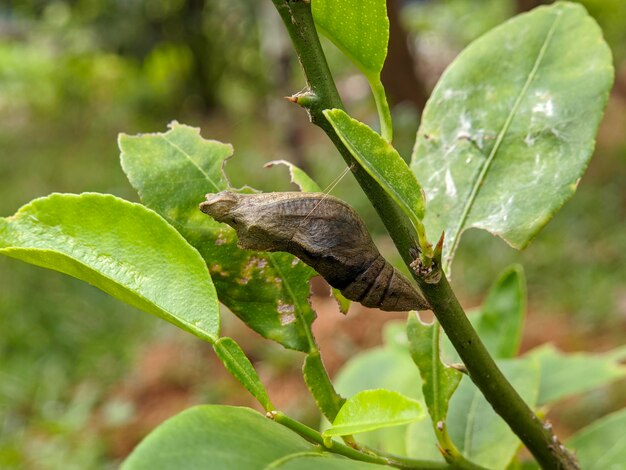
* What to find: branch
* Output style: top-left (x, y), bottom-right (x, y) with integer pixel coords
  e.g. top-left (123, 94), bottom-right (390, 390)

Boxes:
top-left (411, 252), bottom-right (579, 470)
top-left (270, 411), bottom-right (450, 470)
top-left (270, 1), bottom-right (579, 469)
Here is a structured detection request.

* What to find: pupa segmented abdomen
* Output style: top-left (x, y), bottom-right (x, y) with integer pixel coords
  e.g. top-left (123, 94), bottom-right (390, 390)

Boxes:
top-left (340, 253), bottom-right (427, 311)
top-left (200, 191), bottom-right (429, 312)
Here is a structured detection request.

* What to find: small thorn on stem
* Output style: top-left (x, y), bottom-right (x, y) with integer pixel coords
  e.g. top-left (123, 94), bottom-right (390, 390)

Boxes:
top-left (434, 231), bottom-right (445, 260)
top-left (450, 363), bottom-right (468, 374)
top-left (287, 90), bottom-right (318, 108)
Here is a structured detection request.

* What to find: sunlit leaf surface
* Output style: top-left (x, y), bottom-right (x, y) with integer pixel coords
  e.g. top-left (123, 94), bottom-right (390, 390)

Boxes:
top-left (324, 389), bottom-right (424, 437)
top-left (122, 406), bottom-right (316, 469)
top-left (0, 193), bottom-right (219, 343)
top-left (411, 3), bottom-right (613, 271)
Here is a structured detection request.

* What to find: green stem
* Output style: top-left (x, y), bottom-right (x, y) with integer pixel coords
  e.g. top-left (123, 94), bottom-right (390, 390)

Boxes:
top-left (270, 1), bottom-right (579, 469)
top-left (410, 262), bottom-right (579, 470)
top-left (433, 421), bottom-right (486, 470)
top-left (270, 411), bottom-right (450, 469)
top-left (370, 77), bottom-right (393, 142)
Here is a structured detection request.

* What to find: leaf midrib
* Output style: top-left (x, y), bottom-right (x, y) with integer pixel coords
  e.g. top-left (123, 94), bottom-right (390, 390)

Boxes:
top-left (446, 10), bottom-right (562, 271)
top-left (159, 134), bottom-right (221, 192)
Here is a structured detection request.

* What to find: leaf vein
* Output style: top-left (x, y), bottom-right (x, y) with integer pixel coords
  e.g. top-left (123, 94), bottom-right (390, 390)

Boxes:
top-left (446, 11), bottom-right (562, 270)
top-left (158, 134), bottom-right (221, 191)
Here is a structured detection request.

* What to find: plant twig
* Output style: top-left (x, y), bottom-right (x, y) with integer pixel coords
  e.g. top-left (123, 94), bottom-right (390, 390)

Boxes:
top-left (270, 1), bottom-right (580, 469)
top-left (269, 411), bottom-right (450, 470)
top-left (411, 254), bottom-right (579, 470)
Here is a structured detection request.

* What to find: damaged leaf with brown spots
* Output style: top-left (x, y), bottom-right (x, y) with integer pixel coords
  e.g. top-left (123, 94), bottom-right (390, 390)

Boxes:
top-left (119, 123), bottom-right (316, 352)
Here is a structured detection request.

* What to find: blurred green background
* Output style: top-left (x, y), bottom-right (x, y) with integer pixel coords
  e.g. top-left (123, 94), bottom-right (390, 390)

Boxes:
top-left (0, 0), bottom-right (624, 468)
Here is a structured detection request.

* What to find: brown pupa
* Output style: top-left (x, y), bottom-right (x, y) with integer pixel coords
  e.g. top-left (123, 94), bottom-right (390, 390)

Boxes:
top-left (199, 191), bottom-right (428, 312)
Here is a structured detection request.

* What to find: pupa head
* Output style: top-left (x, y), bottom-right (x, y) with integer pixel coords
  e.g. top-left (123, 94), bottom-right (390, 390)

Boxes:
top-left (199, 191), bottom-right (241, 226)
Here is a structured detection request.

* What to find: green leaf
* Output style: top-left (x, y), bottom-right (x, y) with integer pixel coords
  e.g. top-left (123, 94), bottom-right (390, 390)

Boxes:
top-left (303, 352), bottom-right (346, 422)
top-left (122, 405), bottom-right (317, 469)
top-left (407, 315), bottom-right (462, 425)
top-left (407, 314), bottom-right (462, 458)
top-left (567, 408), bottom-right (626, 470)
top-left (411, 3), bottom-right (614, 271)
top-left (442, 265), bottom-right (526, 363)
top-left (268, 454), bottom-right (390, 469)
top-left (334, 322), bottom-right (422, 400)
top-left (527, 344), bottom-right (626, 406)
top-left (331, 287), bottom-right (351, 315)
top-left (265, 160), bottom-right (322, 192)
top-left (119, 123), bottom-right (316, 352)
top-left (324, 389), bottom-right (424, 437)
top-left (312, 0), bottom-right (388, 78)
top-left (0, 193), bottom-right (219, 343)
top-left (447, 359), bottom-right (541, 469)
top-left (324, 109), bottom-right (428, 249)
top-left (213, 337), bottom-right (273, 411)
top-left (475, 265), bottom-right (525, 358)
top-left (312, 0), bottom-right (392, 141)
top-left (331, 322), bottom-right (424, 455)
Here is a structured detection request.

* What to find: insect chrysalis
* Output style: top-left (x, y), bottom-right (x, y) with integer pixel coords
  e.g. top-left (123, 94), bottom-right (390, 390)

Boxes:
top-left (200, 191), bottom-right (428, 312)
